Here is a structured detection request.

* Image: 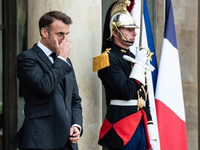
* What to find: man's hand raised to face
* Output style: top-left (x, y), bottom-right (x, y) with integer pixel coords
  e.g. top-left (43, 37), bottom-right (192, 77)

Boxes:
top-left (54, 36), bottom-right (70, 60)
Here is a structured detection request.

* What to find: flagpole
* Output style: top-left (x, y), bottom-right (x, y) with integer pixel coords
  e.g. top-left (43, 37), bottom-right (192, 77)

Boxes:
top-left (139, 0), bottom-right (143, 46)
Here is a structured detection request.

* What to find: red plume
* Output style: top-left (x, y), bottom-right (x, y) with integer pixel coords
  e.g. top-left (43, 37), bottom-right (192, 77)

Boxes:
top-left (127, 0), bottom-right (135, 13)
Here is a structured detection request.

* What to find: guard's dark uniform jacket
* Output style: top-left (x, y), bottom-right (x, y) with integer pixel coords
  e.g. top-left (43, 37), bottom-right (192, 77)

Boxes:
top-left (97, 44), bottom-right (152, 149)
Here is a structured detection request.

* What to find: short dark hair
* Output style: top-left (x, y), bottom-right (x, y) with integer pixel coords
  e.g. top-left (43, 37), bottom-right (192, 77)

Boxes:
top-left (39, 10), bottom-right (72, 36)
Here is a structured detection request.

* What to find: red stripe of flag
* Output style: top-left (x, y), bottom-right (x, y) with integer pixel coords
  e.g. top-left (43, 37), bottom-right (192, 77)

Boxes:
top-left (155, 99), bottom-right (188, 149)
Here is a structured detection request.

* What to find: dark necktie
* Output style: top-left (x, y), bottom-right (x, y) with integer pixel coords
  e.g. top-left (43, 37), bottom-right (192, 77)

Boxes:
top-left (50, 52), bottom-right (57, 61)
top-left (50, 52), bottom-right (65, 90)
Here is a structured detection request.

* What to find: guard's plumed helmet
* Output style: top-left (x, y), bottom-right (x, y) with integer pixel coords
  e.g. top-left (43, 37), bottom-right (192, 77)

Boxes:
top-left (108, 0), bottom-right (139, 43)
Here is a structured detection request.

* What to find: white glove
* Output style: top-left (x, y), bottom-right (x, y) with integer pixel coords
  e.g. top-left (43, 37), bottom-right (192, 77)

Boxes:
top-left (150, 139), bottom-right (157, 150)
top-left (124, 49), bottom-right (146, 85)
top-left (147, 124), bottom-right (157, 140)
top-left (123, 50), bottom-right (155, 71)
top-left (123, 48), bottom-right (155, 85)
top-left (135, 48), bottom-right (148, 64)
top-left (129, 62), bottom-right (146, 85)
top-left (147, 124), bottom-right (157, 150)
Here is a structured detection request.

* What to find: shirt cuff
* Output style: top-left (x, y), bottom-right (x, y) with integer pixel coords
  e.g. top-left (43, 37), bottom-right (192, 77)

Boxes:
top-left (72, 124), bottom-right (81, 131)
top-left (57, 56), bottom-right (71, 67)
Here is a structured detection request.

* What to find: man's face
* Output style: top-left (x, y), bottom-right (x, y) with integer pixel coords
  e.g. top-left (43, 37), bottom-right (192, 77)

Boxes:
top-left (42, 19), bottom-right (70, 52)
top-left (119, 27), bottom-right (137, 46)
top-left (113, 27), bottom-right (137, 49)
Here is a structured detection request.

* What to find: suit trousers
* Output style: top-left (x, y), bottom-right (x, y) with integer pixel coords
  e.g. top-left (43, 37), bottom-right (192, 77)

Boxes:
top-left (21, 139), bottom-right (73, 150)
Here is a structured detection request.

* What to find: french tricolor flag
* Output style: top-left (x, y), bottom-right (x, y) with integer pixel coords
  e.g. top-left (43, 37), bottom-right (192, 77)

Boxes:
top-left (155, 0), bottom-right (188, 149)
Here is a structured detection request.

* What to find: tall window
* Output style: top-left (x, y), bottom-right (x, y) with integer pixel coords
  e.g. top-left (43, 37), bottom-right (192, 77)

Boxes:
top-left (0, 0), bottom-right (27, 149)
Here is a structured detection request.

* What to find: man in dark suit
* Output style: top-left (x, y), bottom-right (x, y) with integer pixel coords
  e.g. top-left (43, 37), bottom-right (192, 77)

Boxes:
top-left (11, 11), bottom-right (83, 150)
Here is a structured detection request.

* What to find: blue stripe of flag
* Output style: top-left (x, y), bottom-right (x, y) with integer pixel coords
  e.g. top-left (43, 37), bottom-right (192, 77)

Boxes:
top-left (165, 0), bottom-right (177, 49)
top-left (143, 0), bottom-right (158, 91)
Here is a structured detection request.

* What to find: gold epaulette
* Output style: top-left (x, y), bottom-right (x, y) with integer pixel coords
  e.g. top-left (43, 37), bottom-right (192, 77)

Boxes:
top-left (93, 48), bottom-right (111, 72)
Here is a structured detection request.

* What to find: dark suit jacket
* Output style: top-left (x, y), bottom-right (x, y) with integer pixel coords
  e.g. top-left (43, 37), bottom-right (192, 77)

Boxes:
top-left (11, 44), bottom-right (83, 150)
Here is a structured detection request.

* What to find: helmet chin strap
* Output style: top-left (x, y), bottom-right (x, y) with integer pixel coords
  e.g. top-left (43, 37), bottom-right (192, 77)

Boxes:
top-left (125, 40), bottom-right (134, 44)
top-left (115, 27), bottom-right (134, 44)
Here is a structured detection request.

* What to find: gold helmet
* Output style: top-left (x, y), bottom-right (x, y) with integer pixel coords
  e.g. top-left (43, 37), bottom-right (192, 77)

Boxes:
top-left (108, 0), bottom-right (139, 42)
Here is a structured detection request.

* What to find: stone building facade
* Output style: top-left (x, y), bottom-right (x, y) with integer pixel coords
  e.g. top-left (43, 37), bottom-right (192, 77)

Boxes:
top-left (1, 0), bottom-right (198, 149)
top-left (27, 0), bottom-right (199, 149)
